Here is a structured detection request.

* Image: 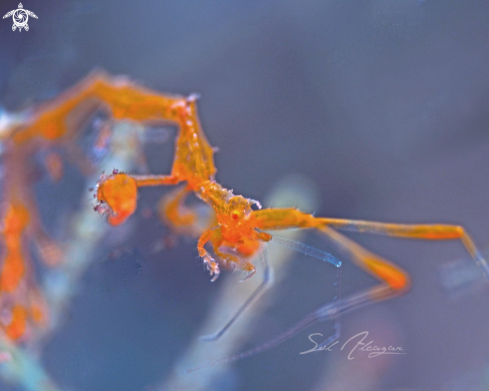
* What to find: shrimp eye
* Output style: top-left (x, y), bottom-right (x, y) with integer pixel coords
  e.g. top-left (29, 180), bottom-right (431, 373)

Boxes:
top-left (231, 210), bottom-right (240, 220)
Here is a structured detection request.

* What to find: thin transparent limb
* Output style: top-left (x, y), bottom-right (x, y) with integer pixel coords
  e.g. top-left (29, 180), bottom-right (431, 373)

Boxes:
top-left (200, 233), bottom-right (343, 342)
top-left (186, 264), bottom-right (344, 373)
top-left (233, 226), bottom-right (412, 355)
top-left (186, 221), bottom-right (413, 371)
top-left (200, 245), bottom-right (272, 342)
top-left (187, 272), bottom-right (402, 372)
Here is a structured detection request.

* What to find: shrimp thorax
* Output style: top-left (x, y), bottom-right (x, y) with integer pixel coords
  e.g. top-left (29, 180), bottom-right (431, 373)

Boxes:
top-left (217, 195), bottom-right (258, 244)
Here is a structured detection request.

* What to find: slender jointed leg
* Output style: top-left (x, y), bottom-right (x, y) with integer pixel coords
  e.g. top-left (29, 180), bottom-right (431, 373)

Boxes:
top-left (201, 234), bottom-right (342, 342)
top-left (16, 71), bottom-right (217, 191)
top-left (197, 226), bottom-right (221, 282)
top-left (159, 185), bottom-right (198, 233)
top-left (200, 245), bottom-right (272, 342)
top-left (186, 235), bottom-right (344, 370)
top-left (209, 235), bottom-right (256, 278)
top-left (254, 208), bottom-right (489, 289)
top-left (221, 208), bottom-right (489, 357)
top-left (317, 217), bottom-right (489, 278)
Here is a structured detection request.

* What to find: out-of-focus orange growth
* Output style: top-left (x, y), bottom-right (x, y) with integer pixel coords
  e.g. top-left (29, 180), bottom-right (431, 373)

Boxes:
top-left (96, 172), bottom-right (138, 226)
top-left (4, 305), bottom-right (27, 341)
top-left (2, 202), bottom-right (30, 238)
top-left (36, 237), bottom-right (63, 267)
top-left (0, 252), bottom-right (26, 294)
top-left (28, 291), bottom-right (49, 327)
top-left (0, 203), bottom-right (30, 293)
top-left (30, 304), bottom-right (44, 325)
top-left (44, 152), bottom-right (64, 182)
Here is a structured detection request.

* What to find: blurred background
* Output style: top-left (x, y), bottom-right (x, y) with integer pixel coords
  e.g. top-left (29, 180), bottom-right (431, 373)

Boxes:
top-left (2, 0), bottom-right (489, 390)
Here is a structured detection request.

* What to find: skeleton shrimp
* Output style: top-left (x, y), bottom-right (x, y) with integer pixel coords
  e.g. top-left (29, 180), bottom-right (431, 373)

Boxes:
top-left (16, 71), bottom-right (489, 361)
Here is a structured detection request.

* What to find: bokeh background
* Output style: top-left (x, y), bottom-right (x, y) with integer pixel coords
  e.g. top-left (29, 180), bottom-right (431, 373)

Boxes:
top-left (2, 1), bottom-right (489, 390)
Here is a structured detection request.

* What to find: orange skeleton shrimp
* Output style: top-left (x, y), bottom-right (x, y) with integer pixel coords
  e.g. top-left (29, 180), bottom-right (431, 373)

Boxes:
top-left (8, 71), bottom-right (489, 353)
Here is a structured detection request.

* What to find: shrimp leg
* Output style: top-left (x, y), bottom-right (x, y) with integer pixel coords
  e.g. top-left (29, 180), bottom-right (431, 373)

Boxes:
top-left (201, 235), bottom-right (342, 341)
top-left (254, 208), bottom-right (489, 289)
top-left (200, 245), bottom-right (272, 341)
top-left (222, 209), bottom-right (489, 357)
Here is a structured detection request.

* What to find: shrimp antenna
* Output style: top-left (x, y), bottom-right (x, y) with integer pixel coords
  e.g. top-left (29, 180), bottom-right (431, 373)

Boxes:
top-left (269, 233), bottom-right (342, 267)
